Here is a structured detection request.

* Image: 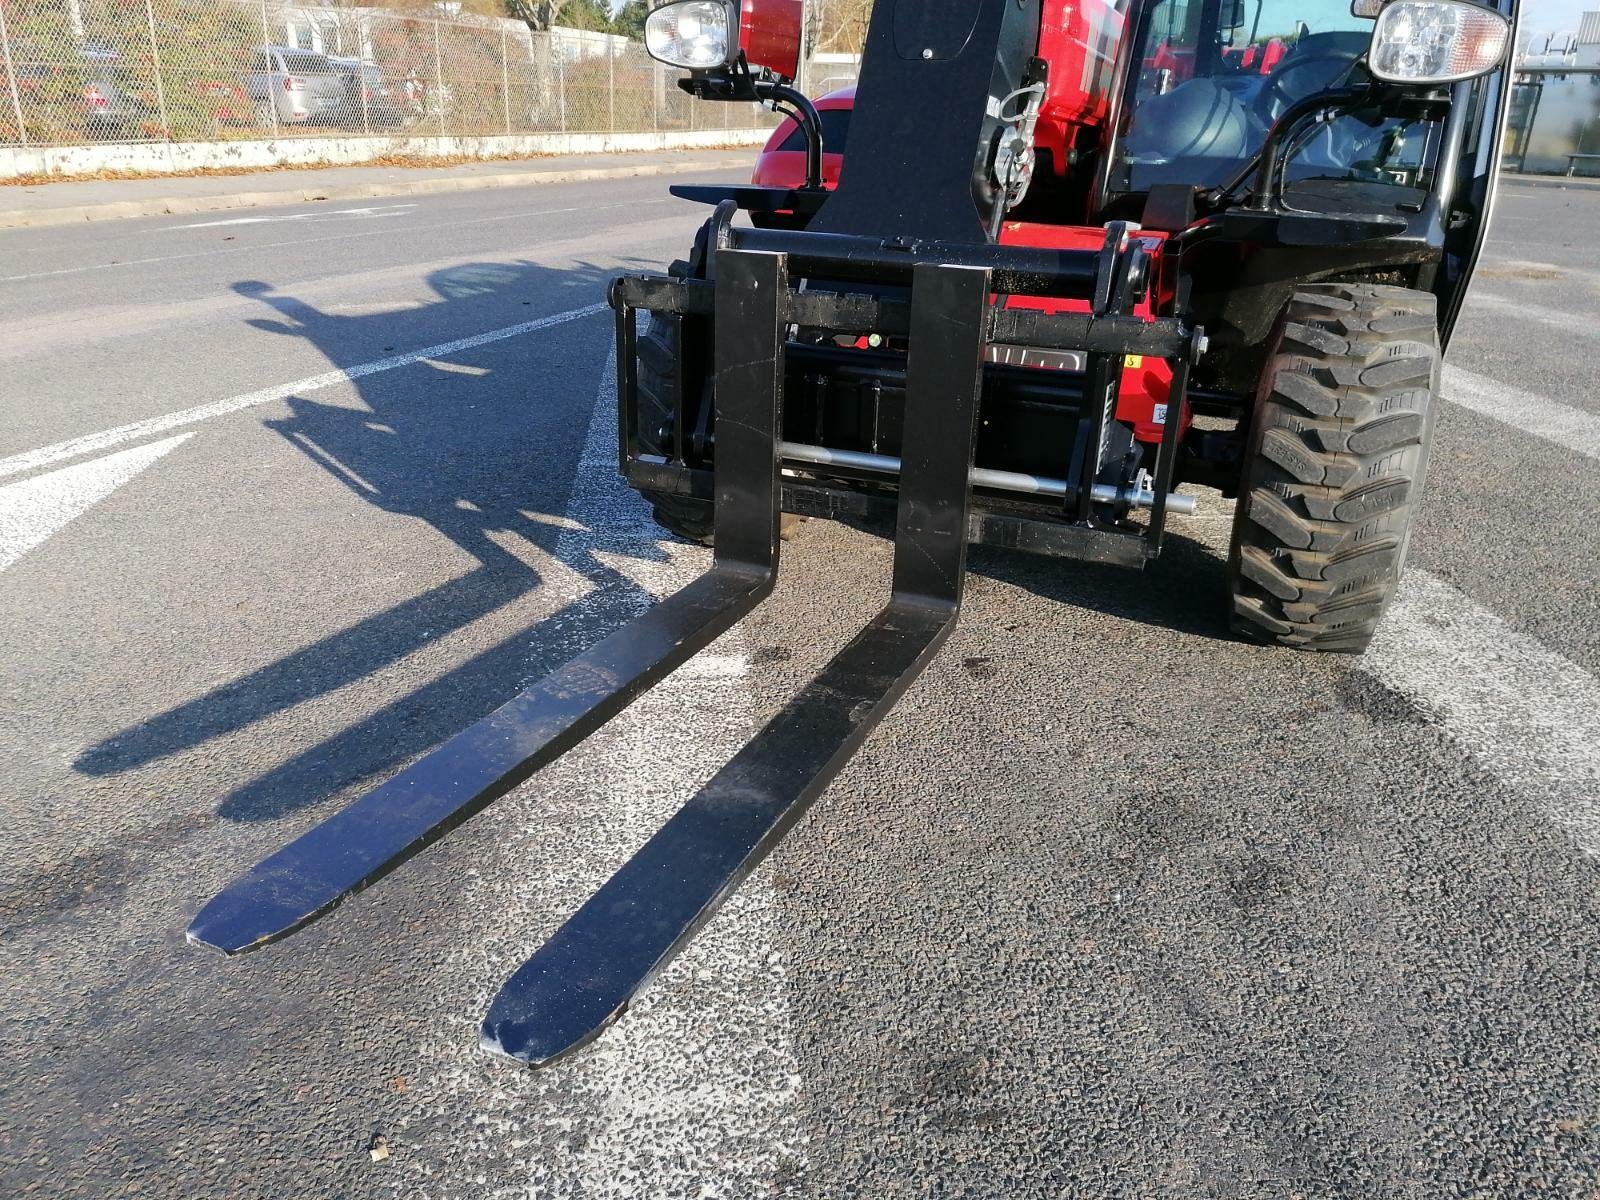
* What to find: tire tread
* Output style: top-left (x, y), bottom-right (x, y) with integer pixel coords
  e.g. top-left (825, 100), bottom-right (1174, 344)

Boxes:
top-left (1228, 283), bottom-right (1440, 653)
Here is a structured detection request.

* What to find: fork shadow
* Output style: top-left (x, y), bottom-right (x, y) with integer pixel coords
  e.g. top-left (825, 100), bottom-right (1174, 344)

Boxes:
top-left (78, 254), bottom-right (1238, 820)
top-left (76, 258), bottom-right (675, 822)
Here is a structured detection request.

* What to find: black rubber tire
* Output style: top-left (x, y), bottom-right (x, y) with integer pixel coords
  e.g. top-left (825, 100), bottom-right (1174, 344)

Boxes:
top-left (635, 312), bottom-right (717, 544)
top-left (1228, 283), bottom-right (1440, 654)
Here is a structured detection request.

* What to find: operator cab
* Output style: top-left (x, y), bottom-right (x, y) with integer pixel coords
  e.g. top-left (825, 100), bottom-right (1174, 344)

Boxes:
top-left (1109, 0), bottom-right (1437, 205)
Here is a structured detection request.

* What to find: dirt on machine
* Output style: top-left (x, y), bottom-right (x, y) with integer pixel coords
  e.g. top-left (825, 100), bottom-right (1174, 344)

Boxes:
top-left (189, 0), bottom-right (1519, 1067)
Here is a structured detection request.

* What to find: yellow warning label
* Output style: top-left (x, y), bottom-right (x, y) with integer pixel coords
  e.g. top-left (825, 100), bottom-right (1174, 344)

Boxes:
top-left (1123, 355), bottom-right (1144, 369)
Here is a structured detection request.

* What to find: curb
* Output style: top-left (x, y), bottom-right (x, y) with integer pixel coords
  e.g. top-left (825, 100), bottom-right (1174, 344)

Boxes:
top-left (0, 157), bottom-right (745, 231)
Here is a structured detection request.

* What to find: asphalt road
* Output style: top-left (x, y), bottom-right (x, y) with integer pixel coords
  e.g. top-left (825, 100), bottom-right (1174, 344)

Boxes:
top-left (2, 172), bottom-right (1598, 1199)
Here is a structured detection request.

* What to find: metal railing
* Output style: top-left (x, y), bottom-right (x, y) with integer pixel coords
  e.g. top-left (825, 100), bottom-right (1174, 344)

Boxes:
top-left (0, 0), bottom-right (777, 148)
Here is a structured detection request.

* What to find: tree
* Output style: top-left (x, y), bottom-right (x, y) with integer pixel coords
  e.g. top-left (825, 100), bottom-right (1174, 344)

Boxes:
top-left (558, 0), bottom-right (616, 31)
top-left (507, 0), bottom-right (615, 30)
top-left (811, 0), bottom-right (871, 54)
top-left (611, 0), bottom-right (650, 40)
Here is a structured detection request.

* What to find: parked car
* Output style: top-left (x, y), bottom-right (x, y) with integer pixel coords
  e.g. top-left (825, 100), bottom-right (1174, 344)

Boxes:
top-left (242, 46), bottom-right (350, 129)
top-left (11, 44), bottom-right (151, 140)
top-left (79, 46), bottom-right (150, 138)
top-left (328, 57), bottom-right (410, 129)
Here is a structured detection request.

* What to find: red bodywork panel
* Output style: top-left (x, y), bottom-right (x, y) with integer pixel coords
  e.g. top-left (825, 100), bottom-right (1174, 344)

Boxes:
top-left (1033, 0), bottom-right (1124, 176)
top-left (739, 0), bottom-right (805, 82)
top-left (1149, 41), bottom-right (1196, 84)
top-left (1257, 38), bottom-right (1288, 72)
top-left (1224, 37), bottom-right (1288, 73)
top-left (998, 223), bottom-right (1181, 446)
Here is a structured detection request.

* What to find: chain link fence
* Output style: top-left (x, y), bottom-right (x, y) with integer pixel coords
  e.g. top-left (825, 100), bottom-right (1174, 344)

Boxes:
top-left (0, 0), bottom-right (774, 148)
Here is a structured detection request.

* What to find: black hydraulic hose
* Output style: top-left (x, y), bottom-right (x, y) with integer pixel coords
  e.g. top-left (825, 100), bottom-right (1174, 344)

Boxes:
top-left (754, 80), bottom-right (824, 191)
top-left (1248, 87), bottom-right (1376, 210)
top-left (1202, 86), bottom-right (1375, 211)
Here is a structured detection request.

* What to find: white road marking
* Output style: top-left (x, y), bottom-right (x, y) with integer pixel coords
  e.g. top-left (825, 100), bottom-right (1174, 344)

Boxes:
top-left (1193, 350), bottom-right (1600, 855)
top-left (417, 358), bottom-right (491, 377)
top-left (0, 433), bottom-right (192, 573)
top-left (1442, 364), bottom-right (1600, 461)
top-left (404, 352), bottom-right (803, 1198)
top-left (0, 302), bottom-right (607, 481)
top-left (1366, 571), bottom-right (1600, 856)
top-left (0, 197), bottom-right (674, 283)
top-left (168, 204), bottom-right (419, 229)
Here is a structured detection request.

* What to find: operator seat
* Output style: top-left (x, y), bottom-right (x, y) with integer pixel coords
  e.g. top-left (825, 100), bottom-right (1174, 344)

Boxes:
top-left (1122, 79), bottom-right (1257, 188)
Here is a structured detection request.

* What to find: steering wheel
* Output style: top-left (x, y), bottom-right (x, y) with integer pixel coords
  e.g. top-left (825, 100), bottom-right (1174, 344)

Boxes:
top-left (1258, 53), bottom-right (1362, 123)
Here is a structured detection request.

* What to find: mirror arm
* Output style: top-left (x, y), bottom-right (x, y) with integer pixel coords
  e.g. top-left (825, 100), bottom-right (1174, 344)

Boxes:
top-left (677, 61), bottom-right (824, 192)
top-left (755, 81), bottom-right (825, 191)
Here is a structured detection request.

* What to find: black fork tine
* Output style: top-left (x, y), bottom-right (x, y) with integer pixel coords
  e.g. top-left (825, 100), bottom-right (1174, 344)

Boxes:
top-left (480, 262), bottom-right (992, 1067)
top-left (187, 249), bottom-right (790, 957)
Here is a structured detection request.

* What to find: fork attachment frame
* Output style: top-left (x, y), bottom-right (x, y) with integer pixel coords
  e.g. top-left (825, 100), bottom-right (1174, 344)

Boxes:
top-left (190, 234), bottom-right (1198, 1072)
top-left (481, 261), bottom-right (993, 1067)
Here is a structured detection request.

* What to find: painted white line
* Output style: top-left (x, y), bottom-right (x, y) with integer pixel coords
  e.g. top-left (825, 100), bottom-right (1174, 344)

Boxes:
top-left (0, 197), bottom-right (672, 284)
top-left (0, 303), bottom-right (607, 481)
top-left (167, 203), bottom-right (418, 229)
top-left (1442, 364), bottom-right (1600, 462)
top-left (0, 433), bottom-right (193, 573)
top-left (407, 351), bottom-right (803, 1197)
top-left (1367, 570), bottom-right (1600, 856)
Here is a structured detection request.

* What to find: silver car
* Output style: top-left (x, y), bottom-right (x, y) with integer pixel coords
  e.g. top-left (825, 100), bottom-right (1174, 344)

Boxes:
top-left (243, 47), bottom-right (351, 129)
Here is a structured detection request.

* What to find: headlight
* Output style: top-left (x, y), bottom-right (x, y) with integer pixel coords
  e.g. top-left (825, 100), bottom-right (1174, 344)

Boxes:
top-left (645, 0), bottom-right (737, 72)
top-left (1367, 0), bottom-right (1511, 84)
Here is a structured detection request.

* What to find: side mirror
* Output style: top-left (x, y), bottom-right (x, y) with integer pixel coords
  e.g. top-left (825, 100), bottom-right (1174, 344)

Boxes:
top-left (645, 0), bottom-right (804, 84)
top-left (1365, 0), bottom-right (1511, 84)
top-left (1219, 0), bottom-right (1249, 30)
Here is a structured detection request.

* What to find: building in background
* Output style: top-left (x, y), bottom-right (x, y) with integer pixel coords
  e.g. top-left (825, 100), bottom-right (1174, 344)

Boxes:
top-left (1505, 11), bottom-right (1600, 176)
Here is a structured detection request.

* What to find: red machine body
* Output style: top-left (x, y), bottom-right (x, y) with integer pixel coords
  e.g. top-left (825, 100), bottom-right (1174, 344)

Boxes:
top-left (1032, 0), bottom-right (1125, 177)
top-left (739, 0), bottom-right (805, 81)
top-left (997, 225), bottom-right (1182, 447)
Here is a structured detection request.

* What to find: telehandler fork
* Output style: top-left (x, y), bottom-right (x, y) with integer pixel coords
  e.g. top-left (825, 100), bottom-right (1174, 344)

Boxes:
top-left (192, 0), bottom-right (1516, 1067)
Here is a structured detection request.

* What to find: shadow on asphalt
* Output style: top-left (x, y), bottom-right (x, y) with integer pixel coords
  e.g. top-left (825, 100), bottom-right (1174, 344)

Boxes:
top-left (75, 257), bottom-right (676, 823)
top-left (970, 530), bottom-right (1235, 643)
top-left (77, 256), bottom-right (1234, 821)
top-left (809, 505), bottom-right (1237, 644)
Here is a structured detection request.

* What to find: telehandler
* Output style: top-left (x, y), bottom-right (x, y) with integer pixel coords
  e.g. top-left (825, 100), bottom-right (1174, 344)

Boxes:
top-left (191, 0), bottom-right (1517, 1067)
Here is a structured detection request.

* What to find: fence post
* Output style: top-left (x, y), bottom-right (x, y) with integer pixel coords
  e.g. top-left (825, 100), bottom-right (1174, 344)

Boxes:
top-left (607, 42), bottom-right (615, 133)
top-left (358, 16), bottom-right (371, 136)
top-left (143, 0), bottom-right (172, 140)
top-left (258, 0), bottom-right (279, 137)
top-left (433, 19), bottom-right (445, 138)
top-left (500, 25), bottom-right (511, 135)
top-left (557, 49), bottom-right (567, 132)
top-left (0, 2), bottom-right (28, 147)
